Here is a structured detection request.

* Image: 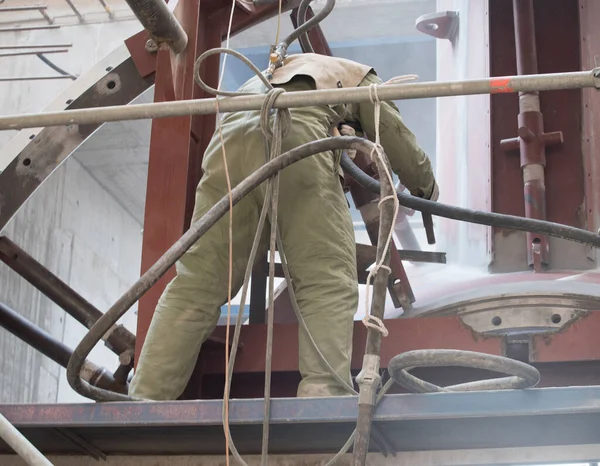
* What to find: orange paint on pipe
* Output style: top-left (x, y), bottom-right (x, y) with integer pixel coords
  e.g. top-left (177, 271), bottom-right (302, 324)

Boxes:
top-left (491, 77), bottom-right (514, 93)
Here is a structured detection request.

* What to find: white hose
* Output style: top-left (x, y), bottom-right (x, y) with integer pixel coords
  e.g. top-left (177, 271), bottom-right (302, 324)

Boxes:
top-left (0, 413), bottom-right (53, 466)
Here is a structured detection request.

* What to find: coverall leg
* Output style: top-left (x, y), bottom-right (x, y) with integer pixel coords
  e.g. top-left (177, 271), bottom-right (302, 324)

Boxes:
top-left (129, 81), bottom-right (358, 400)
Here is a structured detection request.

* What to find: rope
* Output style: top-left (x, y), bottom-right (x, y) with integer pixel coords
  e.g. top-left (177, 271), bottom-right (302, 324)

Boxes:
top-left (193, 48), bottom-right (405, 463)
top-left (360, 83), bottom-right (399, 337)
top-left (218, 3), bottom-right (243, 465)
top-left (259, 87), bottom-right (290, 466)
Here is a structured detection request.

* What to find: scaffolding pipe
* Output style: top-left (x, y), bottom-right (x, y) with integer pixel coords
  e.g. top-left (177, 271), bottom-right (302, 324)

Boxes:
top-left (0, 49), bottom-right (68, 58)
top-left (0, 4), bottom-right (53, 24)
top-left (62, 0), bottom-right (84, 22)
top-left (0, 69), bottom-right (597, 131)
top-left (124, 0), bottom-right (187, 53)
top-left (0, 237), bottom-right (136, 356)
top-left (0, 44), bottom-right (72, 49)
top-left (0, 413), bottom-right (52, 466)
top-left (0, 301), bottom-right (126, 394)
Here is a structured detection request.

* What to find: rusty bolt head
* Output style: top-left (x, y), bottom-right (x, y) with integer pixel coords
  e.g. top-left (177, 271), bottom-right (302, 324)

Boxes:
top-left (145, 38), bottom-right (158, 53)
top-left (119, 350), bottom-right (133, 366)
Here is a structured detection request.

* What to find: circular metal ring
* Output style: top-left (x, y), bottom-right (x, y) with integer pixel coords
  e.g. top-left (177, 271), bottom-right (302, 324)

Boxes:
top-left (388, 349), bottom-right (540, 393)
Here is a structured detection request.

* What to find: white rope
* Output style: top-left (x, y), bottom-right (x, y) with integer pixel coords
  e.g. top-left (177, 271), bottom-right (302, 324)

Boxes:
top-left (361, 79), bottom-right (414, 337)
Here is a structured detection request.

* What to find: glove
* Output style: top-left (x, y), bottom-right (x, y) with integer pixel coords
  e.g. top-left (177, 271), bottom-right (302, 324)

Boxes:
top-left (429, 180), bottom-right (439, 202)
top-left (339, 124), bottom-right (357, 159)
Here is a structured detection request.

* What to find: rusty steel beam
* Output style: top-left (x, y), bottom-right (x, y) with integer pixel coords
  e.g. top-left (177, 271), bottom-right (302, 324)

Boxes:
top-left (136, 0), bottom-right (222, 361)
top-left (206, 316), bottom-right (505, 374)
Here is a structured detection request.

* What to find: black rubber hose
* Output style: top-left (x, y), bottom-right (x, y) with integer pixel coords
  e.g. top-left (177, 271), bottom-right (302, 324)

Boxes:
top-left (67, 137), bottom-right (379, 402)
top-left (277, 0), bottom-right (335, 57)
top-left (36, 54), bottom-right (77, 80)
top-left (296, 0), bottom-right (315, 53)
top-left (340, 152), bottom-right (600, 247)
top-left (68, 137), bottom-right (600, 402)
top-left (388, 349), bottom-right (540, 393)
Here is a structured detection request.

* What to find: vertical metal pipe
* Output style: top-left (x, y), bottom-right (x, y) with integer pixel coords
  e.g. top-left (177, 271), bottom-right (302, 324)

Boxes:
top-left (0, 237), bottom-right (135, 356)
top-left (511, 0), bottom-right (560, 270)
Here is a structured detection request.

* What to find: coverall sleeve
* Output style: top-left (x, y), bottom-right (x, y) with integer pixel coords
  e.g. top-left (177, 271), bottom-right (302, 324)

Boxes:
top-left (349, 71), bottom-right (436, 199)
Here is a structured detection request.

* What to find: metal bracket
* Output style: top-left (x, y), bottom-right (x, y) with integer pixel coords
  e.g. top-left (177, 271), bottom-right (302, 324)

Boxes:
top-left (415, 11), bottom-right (459, 41)
top-left (355, 354), bottom-right (382, 406)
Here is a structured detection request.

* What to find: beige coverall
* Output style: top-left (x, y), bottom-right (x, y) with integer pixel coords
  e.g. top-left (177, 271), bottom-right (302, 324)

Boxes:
top-left (129, 54), bottom-right (436, 400)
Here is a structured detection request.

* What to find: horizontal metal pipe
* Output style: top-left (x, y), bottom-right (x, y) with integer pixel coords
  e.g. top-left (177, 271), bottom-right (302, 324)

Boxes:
top-left (0, 236), bottom-right (135, 356)
top-left (0, 76), bottom-right (73, 82)
top-left (0, 49), bottom-right (68, 58)
top-left (0, 69), bottom-right (597, 131)
top-left (124, 0), bottom-right (187, 53)
top-left (0, 301), bottom-right (72, 367)
top-left (0, 4), bottom-right (48, 12)
top-left (0, 25), bottom-right (61, 32)
top-left (0, 44), bottom-right (72, 49)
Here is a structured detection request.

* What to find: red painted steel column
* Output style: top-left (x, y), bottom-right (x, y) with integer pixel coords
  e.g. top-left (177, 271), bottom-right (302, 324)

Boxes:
top-left (500, 0), bottom-right (563, 272)
top-left (580, 0), bottom-right (600, 260)
top-left (136, 0), bottom-right (222, 362)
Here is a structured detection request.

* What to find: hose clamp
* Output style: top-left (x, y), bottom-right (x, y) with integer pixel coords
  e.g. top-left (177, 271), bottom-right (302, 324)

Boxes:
top-left (355, 354), bottom-right (382, 405)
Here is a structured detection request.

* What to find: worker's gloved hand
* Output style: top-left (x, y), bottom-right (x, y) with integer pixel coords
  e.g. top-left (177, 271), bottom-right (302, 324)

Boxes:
top-left (413, 180), bottom-right (439, 202)
top-left (339, 124), bottom-right (357, 159)
top-left (429, 180), bottom-right (439, 202)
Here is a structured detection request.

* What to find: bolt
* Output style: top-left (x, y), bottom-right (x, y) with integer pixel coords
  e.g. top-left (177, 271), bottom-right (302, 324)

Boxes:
top-left (145, 38), bottom-right (158, 53)
top-left (119, 350), bottom-right (133, 366)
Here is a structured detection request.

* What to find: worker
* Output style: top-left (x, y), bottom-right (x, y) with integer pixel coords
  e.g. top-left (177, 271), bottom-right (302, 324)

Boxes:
top-left (129, 53), bottom-right (438, 400)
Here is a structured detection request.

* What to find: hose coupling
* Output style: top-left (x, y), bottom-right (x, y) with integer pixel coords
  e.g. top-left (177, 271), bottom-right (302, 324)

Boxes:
top-left (355, 354), bottom-right (382, 405)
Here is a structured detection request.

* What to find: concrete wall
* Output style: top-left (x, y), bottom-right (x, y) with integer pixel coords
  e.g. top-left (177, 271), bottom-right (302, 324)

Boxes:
top-left (0, 4), bottom-right (144, 403)
top-left (0, 155), bottom-right (142, 404)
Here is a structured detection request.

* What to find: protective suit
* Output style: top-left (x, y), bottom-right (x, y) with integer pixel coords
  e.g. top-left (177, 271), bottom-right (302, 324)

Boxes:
top-left (129, 53), bottom-right (437, 400)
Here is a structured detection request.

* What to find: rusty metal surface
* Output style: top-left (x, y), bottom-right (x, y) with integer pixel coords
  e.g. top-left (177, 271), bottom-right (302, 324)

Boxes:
top-left (490, 0), bottom-right (586, 272)
top-left (124, 30), bottom-right (156, 79)
top-left (531, 311), bottom-right (600, 363)
top-left (0, 55), bottom-right (153, 233)
top-left (580, 0), bottom-right (600, 261)
top-left (3, 387), bottom-right (600, 455)
top-left (206, 316), bottom-right (504, 375)
top-left (136, 0), bottom-right (220, 361)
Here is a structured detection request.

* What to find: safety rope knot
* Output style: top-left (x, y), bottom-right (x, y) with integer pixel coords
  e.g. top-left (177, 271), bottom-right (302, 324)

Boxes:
top-left (260, 87), bottom-right (292, 140)
top-left (362, 314), bottom-right (389, 337)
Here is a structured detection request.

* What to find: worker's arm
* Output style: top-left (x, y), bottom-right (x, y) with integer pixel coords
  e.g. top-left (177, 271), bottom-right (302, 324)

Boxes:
top-left (348, 71), bottom-right (437, 200)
